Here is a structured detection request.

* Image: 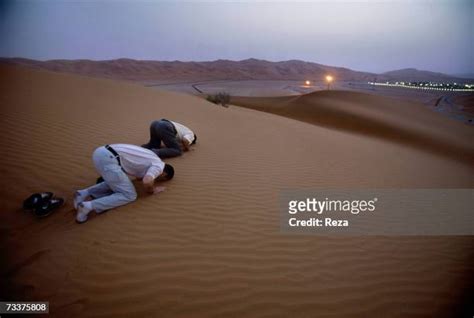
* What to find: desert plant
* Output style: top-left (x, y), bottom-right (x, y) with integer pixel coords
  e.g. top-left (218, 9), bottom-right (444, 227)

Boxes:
top-left (206, 92), bottom-right (230, 107)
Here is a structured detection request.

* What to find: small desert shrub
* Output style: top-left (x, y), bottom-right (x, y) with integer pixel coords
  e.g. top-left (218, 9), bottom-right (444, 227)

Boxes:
top-left (206, 92), bottom-right (230, 107)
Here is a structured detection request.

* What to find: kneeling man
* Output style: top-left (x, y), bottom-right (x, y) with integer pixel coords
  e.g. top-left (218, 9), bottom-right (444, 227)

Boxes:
top-left (74, 144), bottom-right (175, 223)
top-left (142, 119), bottom-right (197, 158)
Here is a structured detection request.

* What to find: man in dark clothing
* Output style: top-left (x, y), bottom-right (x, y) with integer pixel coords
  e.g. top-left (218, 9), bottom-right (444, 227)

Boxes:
top-left (142, 119), bottom-right (197, 158)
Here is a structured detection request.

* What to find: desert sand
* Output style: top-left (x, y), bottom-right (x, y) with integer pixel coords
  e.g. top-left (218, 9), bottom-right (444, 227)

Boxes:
top-left (1, 64), bottom-right (473, 317)
top-left (5, 57), bottom-right (472, 122)
top-left (145, 79), bottom-right (474, 126)
top-left (231, 91), bottom-right (474, 164)
top-left (147, 80), bottom-right (315, 97)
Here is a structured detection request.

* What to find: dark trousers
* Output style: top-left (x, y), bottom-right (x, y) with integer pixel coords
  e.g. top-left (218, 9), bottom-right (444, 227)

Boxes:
top-left (142, 119), bottom-right (182, 158)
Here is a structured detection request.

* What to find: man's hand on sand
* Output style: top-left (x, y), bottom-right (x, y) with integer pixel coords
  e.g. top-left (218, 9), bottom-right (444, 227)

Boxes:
top-left (182, 139), bottom-right (190, 151)
top-left (153, 186), bottom-right (166, 195)
top-left (143, 175), bottom-right (155, 194)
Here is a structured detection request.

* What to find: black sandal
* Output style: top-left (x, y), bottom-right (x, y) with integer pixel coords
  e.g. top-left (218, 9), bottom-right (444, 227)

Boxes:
top-left (23, 192), bottom-right (53, 211)
top-left (35, 198), bottom-right (65, 218)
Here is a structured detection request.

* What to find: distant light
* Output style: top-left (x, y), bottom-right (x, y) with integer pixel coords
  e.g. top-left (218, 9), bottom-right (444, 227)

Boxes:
top-left (325, 75), bottom-right (333, 83)
top-left (305, 80), bottom-right (311, 86)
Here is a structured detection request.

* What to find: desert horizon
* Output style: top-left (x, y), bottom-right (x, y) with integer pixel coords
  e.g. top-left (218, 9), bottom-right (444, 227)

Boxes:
top-left (2, 56), bottom-right (473, 82)
top-left (1, 0), bottom-right (473, 317)
top-left (3, 57), bottom-right (473, 125)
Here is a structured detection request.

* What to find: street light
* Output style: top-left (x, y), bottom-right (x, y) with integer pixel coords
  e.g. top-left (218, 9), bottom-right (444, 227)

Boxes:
top-left (325, 75), bottom-right (333, 90)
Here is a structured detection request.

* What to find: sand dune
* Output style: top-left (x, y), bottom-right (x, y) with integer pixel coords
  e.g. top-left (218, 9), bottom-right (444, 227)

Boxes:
top-left (452, 94), bottom-right (474, 115)
top-left (1, 64), bottom-right (473, 317)
top-left (232, 91), bottom-right (474, 165)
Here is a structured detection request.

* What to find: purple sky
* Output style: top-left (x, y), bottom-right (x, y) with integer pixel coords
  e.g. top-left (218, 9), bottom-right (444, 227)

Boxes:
top-left (1, 0), bottom-right (472, 74)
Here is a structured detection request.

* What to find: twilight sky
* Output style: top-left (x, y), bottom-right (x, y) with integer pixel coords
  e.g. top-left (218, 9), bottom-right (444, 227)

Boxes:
top-left (0, 0), bottom-right (472, 74)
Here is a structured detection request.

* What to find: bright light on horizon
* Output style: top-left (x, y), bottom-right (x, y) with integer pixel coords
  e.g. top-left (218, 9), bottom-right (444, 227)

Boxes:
top-left (325, 75), bottom-right (334, 90)
top-left (305, 80), bottom-right (311, 86)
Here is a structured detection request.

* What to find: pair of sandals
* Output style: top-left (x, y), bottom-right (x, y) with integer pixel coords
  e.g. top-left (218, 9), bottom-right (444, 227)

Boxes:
top-left (23, 192), bottom-right (65, 218)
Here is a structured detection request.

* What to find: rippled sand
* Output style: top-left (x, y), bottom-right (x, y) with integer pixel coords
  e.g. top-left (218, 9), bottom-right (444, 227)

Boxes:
top-left (1, 64), bottom-right (473, 317)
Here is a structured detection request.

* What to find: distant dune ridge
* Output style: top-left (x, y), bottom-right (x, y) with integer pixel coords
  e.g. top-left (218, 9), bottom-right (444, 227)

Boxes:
top-left (1, 57), bottom-right (471, 83)
top-left (232, 90), bottom-right (474, 165)
top-left (1, 64), bottom-right (474, 317)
